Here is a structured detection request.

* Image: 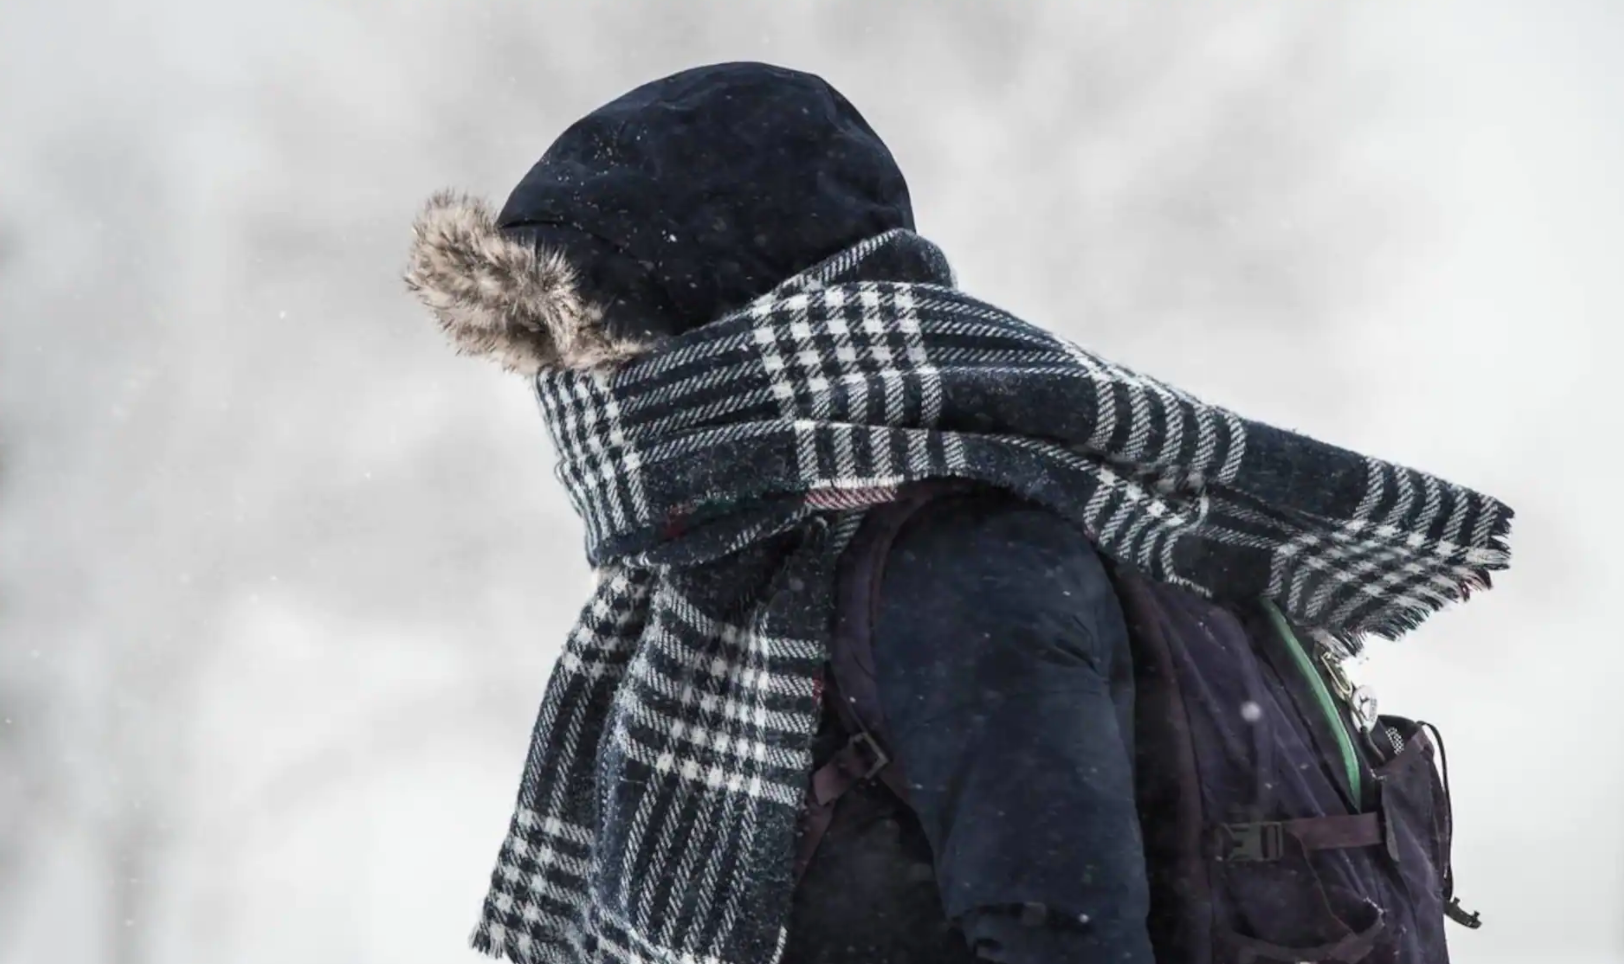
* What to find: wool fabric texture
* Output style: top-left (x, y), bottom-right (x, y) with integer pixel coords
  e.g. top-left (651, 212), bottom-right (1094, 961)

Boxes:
top-left (470, 229), bottom-right (1512, 964)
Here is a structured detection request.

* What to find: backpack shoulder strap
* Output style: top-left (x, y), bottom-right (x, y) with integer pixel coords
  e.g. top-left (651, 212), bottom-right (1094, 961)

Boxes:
top-left (795, 479), bottom-right (978, 883)
top-left (1103, 563), bottom-right (1214, 960)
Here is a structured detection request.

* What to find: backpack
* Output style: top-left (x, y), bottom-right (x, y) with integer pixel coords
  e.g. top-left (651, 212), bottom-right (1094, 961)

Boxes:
top-left (796, 481), bottom-right (1479, 964)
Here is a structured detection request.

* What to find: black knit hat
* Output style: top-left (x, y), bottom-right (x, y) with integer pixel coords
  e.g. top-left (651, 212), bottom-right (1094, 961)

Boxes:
top-left (406, 62), bottom-right (914, 373)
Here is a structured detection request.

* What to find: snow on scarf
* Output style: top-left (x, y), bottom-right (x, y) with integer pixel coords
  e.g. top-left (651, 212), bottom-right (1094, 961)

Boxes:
top-left (468, 229), bottom-right (1513, 963)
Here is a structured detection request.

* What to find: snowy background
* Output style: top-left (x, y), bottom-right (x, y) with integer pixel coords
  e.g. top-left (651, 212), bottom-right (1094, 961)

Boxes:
top-left (1, 1), bottom-right (1620, 962)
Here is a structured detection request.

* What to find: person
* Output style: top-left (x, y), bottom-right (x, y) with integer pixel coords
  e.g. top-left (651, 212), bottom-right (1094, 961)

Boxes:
top-left (406, 62), bottom-right (1511, 964)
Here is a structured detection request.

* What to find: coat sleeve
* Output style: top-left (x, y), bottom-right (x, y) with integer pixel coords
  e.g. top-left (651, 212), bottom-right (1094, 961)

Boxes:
top-left (871, 492), bottom-right (1155, 964)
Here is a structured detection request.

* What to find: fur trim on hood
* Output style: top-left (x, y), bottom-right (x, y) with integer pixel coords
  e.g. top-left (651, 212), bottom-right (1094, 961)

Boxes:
top-left (403, 191), bottom-right (651, 375)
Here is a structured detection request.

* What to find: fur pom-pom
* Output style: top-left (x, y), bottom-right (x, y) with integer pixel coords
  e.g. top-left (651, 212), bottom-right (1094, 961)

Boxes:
top-left (403, 191), bottom-right (651, 374)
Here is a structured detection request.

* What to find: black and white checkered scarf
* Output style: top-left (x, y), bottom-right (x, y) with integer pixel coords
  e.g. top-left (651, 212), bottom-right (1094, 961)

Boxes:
top-left (470, 229), bottom-right (1512, 963)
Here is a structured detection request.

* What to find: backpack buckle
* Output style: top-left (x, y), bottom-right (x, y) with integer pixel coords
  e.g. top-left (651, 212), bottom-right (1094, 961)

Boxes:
top-left (1218, 821), bottom-right (1286, 862)
top-left (1445, 897), bottom-right (1483, 929)
top-left (844, 730), bottom-right (891, 781)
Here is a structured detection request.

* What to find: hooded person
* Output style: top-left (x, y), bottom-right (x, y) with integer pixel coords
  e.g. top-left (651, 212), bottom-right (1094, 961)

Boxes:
top-left (406, 62), bottom-right (1512, 964)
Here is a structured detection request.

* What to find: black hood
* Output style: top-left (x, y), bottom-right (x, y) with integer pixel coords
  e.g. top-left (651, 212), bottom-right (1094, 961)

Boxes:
top-left (405, 62), bottom-right (914, 373)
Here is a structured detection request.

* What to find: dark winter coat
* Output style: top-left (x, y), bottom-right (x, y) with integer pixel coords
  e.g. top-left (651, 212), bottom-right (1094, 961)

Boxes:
top-left (785, 489), bottom-right (1154, 963)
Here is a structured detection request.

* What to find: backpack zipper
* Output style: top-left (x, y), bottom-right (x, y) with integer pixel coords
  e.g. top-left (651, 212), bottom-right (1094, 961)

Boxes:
top-left (1260, 599), bottom-right (1362, 804)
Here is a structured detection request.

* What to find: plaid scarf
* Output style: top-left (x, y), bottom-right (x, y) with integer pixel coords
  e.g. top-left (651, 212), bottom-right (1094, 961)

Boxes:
top-left (470, 229), bottom-right (1512, 963)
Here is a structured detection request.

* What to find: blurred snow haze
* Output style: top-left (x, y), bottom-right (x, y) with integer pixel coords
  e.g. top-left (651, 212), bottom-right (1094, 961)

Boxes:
top-left (2, 2), bottom-right (1620, 963)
